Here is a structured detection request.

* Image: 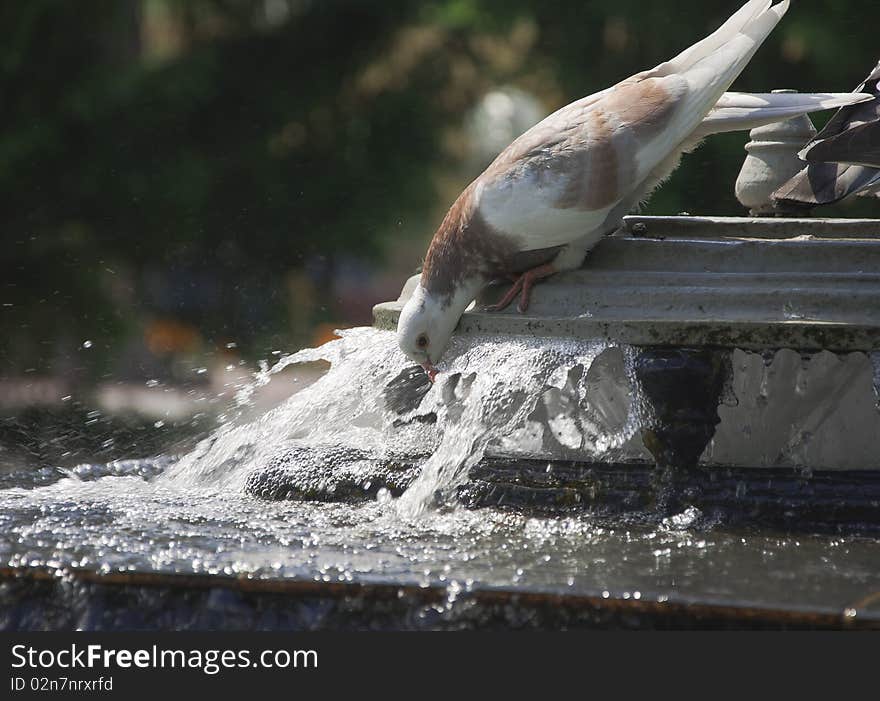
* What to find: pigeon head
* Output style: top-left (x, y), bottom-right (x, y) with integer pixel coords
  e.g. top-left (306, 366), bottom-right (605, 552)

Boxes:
top-left (396, 284), bottom-right (456, 381)
top-left (396, 278), bottom-right (482, 381)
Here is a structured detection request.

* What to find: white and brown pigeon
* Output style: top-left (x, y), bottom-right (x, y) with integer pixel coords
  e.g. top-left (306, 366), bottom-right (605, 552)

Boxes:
top-left (397, 0), bottom-right (871, 379)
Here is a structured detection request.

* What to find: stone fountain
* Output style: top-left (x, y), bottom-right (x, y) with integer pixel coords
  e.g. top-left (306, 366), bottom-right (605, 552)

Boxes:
top-left (5, 112), bottom-right (880, 633)
top-left (367, 111), bottom-right (880, 525)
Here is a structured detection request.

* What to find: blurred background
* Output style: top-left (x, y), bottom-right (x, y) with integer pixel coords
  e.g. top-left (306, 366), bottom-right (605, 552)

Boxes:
top-left (1, 0), bottom-right (877, 466)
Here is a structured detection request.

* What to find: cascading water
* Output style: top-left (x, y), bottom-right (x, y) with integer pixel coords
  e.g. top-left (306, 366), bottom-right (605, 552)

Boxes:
top-left (160, 327), bottom-right (640, 514)
top-left (3, 326), bottom-right (880, 629)
top-left (397, 335), bottom-right (612, 514)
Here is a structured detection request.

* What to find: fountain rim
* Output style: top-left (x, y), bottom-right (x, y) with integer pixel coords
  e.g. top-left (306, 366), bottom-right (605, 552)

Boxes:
top-left (374, 216), bottom-right (880, 353)
top-left (3, 565), bottom-right (876, 630)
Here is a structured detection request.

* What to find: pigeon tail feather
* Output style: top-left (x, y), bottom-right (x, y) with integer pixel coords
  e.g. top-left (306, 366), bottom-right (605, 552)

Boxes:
top-left (696, 92), bottom-right (874, 138)
top-left (663, 0), bottom-right (771, 74)
top-left (636, 2), bottom-right (790, 180)
top-left (675, 1), bottom-right (789, 108)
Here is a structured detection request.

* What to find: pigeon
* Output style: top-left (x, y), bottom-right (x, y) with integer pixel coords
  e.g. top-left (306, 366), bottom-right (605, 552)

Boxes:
top-left (397, 0), bottom-right (871, 379)
top-left (774, 59), bottom-right (880, 208)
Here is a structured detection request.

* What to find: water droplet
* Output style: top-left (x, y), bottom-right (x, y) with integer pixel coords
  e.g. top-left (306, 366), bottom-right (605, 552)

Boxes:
top-left (376, 488), bottom-right (392, 504)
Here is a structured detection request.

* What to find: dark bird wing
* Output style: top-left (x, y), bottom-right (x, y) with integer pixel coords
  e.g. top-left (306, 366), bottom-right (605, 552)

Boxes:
top-left (774, 59), bottom-right (880, 206)
top-left (808, 58), bottom-right (880, 144)
top-left (774, 161), bottom-right (880, 206)
top-left (802, 119), bottom-right (880, 169)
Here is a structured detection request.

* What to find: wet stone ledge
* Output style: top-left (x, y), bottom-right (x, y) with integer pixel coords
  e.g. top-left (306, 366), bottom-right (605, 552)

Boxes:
top-left (362, 215), bottom-right (880, 522)
top-left (244, 448), bottom-right (880, 534)
top-left (374, 216), bottom-right (880, 352)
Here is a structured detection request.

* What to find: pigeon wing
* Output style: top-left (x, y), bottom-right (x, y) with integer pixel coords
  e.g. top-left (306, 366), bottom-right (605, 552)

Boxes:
top-left (476, 1), bottom-right (790, 252)
top-left (802, 120), bottom-right (880, 169)
top-left (774, 161), bottom-right (880, 207)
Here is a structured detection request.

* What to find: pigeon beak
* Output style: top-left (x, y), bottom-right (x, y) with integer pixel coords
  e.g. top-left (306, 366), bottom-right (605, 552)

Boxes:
top-left (421, 361), bottom-right (438, 383)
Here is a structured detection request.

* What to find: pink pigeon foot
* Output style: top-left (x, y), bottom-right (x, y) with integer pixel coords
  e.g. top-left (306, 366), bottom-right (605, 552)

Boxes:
top-left (485, 263), bottom-right (557, 313)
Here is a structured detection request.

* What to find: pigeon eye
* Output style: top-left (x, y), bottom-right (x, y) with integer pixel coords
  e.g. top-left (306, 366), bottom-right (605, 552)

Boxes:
top-left (416, 334), bottom-right (429, 349)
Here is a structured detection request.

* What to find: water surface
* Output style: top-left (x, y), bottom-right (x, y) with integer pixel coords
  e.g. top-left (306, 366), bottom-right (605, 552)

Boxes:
top-left (1, 328), bottom-right (878, 622)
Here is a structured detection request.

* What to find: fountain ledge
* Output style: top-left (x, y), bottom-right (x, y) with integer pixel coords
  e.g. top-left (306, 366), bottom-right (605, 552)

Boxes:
top-left (373, 216), bottom-right (880, 353)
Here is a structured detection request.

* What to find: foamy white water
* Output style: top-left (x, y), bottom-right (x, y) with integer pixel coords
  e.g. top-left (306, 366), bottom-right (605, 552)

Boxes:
top-left (160, 327), bottom-right (643, 513)
top-left (2, 329), bottom-right (879, 626)
top-left (397, 335), bottom-right (619, 515)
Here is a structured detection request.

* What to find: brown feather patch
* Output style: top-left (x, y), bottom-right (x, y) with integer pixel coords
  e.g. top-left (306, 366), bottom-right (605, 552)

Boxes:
top-left (420, 76), bottom-right (679, 301)
top-left (421, 183), bottom-right (517, 303)
top-left (554, 107), bottom-right (625, 210)
top-left (603, 77), bottom-right (678, 136)
top-left (553, 78), bottom-right (677, 211)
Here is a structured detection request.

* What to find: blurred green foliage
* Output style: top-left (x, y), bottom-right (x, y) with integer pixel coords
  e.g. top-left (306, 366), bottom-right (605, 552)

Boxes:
top-left (1, 0), bottom-right (877, 378)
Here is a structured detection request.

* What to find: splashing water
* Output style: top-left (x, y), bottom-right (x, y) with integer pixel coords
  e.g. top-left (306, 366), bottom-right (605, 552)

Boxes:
top-left (3, 328), bottom-right (880, 626)
top-left (160, 327), bottom-right (638, 514)
top-left (162, 328), bottom-right (416, 491)
top-left (396, 335), bottom-right (616, 515)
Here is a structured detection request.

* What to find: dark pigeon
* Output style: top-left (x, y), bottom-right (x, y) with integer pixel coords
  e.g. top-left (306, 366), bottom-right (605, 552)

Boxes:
top-left (775, 59), bottom-right (880, 208)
